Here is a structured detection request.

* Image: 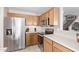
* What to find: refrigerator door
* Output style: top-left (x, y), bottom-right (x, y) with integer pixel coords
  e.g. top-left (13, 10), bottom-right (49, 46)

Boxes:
top-left (4, 17), bottom-right (25, 52)
top-left (12, 17), bottom-right (25, 51)
top-left (4, 17), bottom-right (14, 51)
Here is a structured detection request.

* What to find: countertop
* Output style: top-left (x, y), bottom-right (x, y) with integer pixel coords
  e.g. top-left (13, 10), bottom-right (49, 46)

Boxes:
top-left (44, 33), bottom-right (79, 52)
top-left (26, 32), bottom-right (39, 34)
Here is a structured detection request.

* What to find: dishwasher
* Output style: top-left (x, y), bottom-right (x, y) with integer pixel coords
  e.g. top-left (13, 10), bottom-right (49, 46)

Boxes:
top-left (38, 33), bottom-right (44, 51)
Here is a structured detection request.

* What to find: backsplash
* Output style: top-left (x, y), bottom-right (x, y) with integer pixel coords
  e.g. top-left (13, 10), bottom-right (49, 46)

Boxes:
top-left (25, 26), bottom-right (42, 32)
top-left (25, 26), bottom-right (54, 33)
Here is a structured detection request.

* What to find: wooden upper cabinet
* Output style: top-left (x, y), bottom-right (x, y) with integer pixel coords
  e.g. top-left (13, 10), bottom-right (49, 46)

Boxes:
top-left (39, 15), bottom-right (44, 26)
top-left (40, 12), bottom-right (48, 20)
top-left (43, 12), bottom-right (49, 19)
top-left (39, 12), bottom-right (49, 26)
top-left (39, 8), bottom-right (60, 26)
top-left (26, 15), bottom-right (33, 25)
top-left (25, 15), bottom-right (39, 26)
top-left (48, 8), bottom-right (59, 25)
top-left (41, 14), bottom-right (44, 21)
top-left (32, 16), bottom-right (39, 26)
top-left (7, 13), bottom-right (27, 18)
top-left (49, 8), bottom-right (54, 25)
top-left (53, 8), bottom-right (59, 25)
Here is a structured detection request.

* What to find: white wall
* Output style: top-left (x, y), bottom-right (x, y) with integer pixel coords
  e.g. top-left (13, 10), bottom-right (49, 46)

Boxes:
top-left (0, 7), bottom-right (8, 48)
top-left (59, 7), bottom-right (64, 31)
top-left (0, 7), bottom-right (4, 48)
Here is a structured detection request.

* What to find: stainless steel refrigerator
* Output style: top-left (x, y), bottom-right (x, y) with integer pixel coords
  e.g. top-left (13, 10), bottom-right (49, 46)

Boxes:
top-left (4, 17), bottom-right (25, 52)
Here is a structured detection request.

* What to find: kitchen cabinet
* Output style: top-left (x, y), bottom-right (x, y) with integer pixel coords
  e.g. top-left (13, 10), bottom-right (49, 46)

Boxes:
top-left (53, 41), bottom-right (73, 52)
top-left (39, 8), bottom-right (59, 26)
top-left (44, 37), bottom-right (53, 52)
top-left (33, 33), bottom-right (39, 44)
top-left (44, 37), bottom-right (73, 52)
top-left (8, 13), bottom-right (39, 26)
top-left (39, 15), bottom-right (45, 26)
top-left (53, 8), bottom-right (59, 25)
top-left (25, 15), bottom-right (39, 26)
top-left (40, 14), bottom-right (44, 21)
top-left (49, 8), bottom-right (54, 25)
top-left (43, 12), bottom-right (49, 19)
top-left (39, 12), bottom-right (48, 26)
top-left (53, 46), bottom-right (62, 52)
top-left (49, 8), bottom-right (59, 25)
top-left (40, 12), bottom-right (48, 20)
top-left (32, 16), bottom-right (39, 26)
top-left (25, 33), bottom-right (39, 46)
top-left (26, 16), bottom-right (33, 26)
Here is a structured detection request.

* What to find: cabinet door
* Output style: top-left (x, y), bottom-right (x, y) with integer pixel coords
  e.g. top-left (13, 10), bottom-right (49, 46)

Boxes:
top-left (53, 8), bottom-right (59, 25)
top-left (39, 15), bottom-right (44, 26)
top-left (53, 46), bottom-right (62, 52)
top-left (33, 33), bottom-right (38, 44)
top-left (26, 33), bottom-right (39, 46)
top-left (26, 16), bottom-right (39, 26)
top-left (26, 15), bottom-right (33, 25)
top-left (43, 12), bottom-right (49, 19)
top-left (26, 33), bottom-right (31, 46)
top-left (26, 33), bottom-right (34, 46)
top-left (39, 16), bottom-right (42, 25)
top-left (53, 41), bottom-right (73, 52)
top-left (44, 37), bottom-right (53, 52)
top-left (32, 16), bottom-right (39, 26)
top-left (30, 33), bottom-right (34, 45)
top-left (49, 8), bottom-right (54, 25)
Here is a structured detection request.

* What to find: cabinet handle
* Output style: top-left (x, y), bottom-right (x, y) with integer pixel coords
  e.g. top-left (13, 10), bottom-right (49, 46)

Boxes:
top-left (48, 17), bottom-right (49, 25)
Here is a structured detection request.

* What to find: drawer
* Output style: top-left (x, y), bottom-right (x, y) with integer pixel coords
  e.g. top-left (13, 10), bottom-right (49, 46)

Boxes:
top-left (44, 37), bottom-right (52, 45)
top-left (53, 41), bottom-right (73, 52)
top-left (53, 46), bottom-right (62, 52)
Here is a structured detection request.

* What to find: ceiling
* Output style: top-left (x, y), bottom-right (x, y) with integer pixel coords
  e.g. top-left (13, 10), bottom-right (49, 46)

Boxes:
top-left (9, 7), bottom-right (51, 16)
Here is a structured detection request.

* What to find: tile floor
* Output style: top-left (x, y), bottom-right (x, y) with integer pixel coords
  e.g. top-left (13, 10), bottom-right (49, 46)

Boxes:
top-left (15, 45), bottom-right (43, 52)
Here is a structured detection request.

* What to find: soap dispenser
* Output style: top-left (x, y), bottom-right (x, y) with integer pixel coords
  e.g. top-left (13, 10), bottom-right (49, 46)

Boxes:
top-left (76, 33), bottom-right (79, 43)
top-left (34, 28), bottom-right (36, 32)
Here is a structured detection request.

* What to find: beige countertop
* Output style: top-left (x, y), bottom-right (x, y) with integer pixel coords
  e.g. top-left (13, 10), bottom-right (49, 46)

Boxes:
top-left (44, 33), bottom-right (79, 52)
top-left (26, 32), bottom-right (39, 34)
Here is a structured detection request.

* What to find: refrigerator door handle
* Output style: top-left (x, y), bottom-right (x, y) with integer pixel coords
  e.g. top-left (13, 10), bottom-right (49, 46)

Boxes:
top-left (13, 33), bottom-right (15, 38)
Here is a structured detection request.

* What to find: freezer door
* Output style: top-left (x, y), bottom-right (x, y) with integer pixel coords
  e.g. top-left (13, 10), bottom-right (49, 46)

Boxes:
top-left (12, 17), bottom-right (25, 51)
top-left (4, 17), bottom-right (14, 51)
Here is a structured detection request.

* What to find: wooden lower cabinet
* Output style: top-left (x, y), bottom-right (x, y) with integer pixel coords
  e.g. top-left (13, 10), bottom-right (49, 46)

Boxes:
top-left (53, 41), bottom-right (73, 52)
top-left (53, 46), bottom-right (62, 52)
top-left (25, 33), bottom-right (38, 46)
top-left (33, 33), bottom-right (39, 44)
top-left (44, 37), bottom-right (73, 52)
top-left (44, 37), bottom-right (53, 52)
